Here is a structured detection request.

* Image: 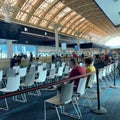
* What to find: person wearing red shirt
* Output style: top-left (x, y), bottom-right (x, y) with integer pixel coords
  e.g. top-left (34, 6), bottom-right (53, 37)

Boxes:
top-left (68, 58), bottom-right (86, 91)
top-left (72, 52), bottom-right (77, 58)
top-left (48, 59), bottom-right (86, 92)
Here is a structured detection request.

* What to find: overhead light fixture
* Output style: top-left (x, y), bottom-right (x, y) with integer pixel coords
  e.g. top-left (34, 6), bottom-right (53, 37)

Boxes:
top-left (24, 27), bottom-right (28, 32)
top-left (45, 32), bottom-right (47, 36)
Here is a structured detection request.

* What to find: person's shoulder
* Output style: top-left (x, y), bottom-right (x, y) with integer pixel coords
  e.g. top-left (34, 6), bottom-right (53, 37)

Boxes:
top-left (77, 65), bottom-right (85, 70)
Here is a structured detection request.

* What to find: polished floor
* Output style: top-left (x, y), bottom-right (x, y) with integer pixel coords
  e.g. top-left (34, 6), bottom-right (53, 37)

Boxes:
top-left (0, 78), bottom-right (120, 120)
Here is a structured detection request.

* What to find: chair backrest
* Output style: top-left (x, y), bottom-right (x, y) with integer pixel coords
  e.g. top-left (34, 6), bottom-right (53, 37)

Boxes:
top-left (29, 66), bottom-right (36, 73)
top-left (77, 77), bottom-right (87, 95)
top-left (38, 65), bottom-right (43, 73)
top-left (88, 73), bottom-right (96, 88)
top-left (61, 62), bottom-right (65, 67)
top-left (60, 82), bottom-right (74, 104)
top-left (64, 66), bottom-right (69, 74)
top-left (2, 68), bottom-right (7, 76)
top-left (31, 64), bottom-right (36, 68)
top-left (46, 63), bottom-right (50, 70)
top-left (6, 69), bottom-right (15, 78)
top-left (98, 70), bottom-right (102, 80)
top-left (51, 63), bottom-right (55, 69)
top-left (109, 64), bottom-right (112, 73)
top-left (102, 67), bottom-right (107, 77)
top-left (6, 75), bottom-right (20, 91)
top-left (56, 62), bottom-right (60, 69)
top-left (0, 70), bottom-right (3, 81)
top-left (57, 67), bottom-right (64, 76)
top-left (43, 63), bottom-right (47, 69)
top-left (49, 68), bottom-right (56, 79)
top-left (13, 66), bottom-right (20, 74)
top-left (38, 70), bottom-right (47, 82)
top-left (24, 72), bottom-right (35, 86)
top-left (19, 67), bottom-right (27, 77)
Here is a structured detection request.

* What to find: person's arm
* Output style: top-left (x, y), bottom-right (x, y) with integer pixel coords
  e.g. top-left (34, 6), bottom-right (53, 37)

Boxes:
top-left (64, 69), bottom-right (74, 84)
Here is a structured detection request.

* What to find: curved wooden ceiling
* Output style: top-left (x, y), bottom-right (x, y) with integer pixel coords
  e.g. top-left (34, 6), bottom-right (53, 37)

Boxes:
top-left (0, 0), bottom-right (119, 42)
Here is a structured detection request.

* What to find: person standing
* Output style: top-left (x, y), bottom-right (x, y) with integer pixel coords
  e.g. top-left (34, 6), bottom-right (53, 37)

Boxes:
top-left (72, 52), bottom-right (77, 58)
top-left (51, 54), bottom-right (55, 63)
top-left (30, 52), bottom-right (33, 62)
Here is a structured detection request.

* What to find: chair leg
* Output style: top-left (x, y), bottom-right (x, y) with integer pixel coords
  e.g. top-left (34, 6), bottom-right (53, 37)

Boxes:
top-left (0, 98), bottom-right (9, 111)
top-left (85, 91), bottom-right (93, 107)
top-left (72, 101), bottom-right (82, 118)
top-left (13, 93), bottom-right (27, 103)
top-left (44, 102), bottom-right (46, 120)
top-left (61, 101), bottom-right (82, 119)
top-left (55, 106), bottom-right (61, 120)
top-left (28, 84), bottom-right (41, 96)
top-left (28, 90), bottom-right (41, 96)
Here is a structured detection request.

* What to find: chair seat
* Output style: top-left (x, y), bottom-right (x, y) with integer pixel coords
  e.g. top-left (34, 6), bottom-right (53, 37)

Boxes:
top-left (0, 88), bottom-right (16, 92)
top-left (46, 76), bottom-right (54, 79)
top-left (35, 71), bottom-right (39, 74)
top-left (20, 83), bottom-right (27, 87)
top-left (45, 95), bottom-right (63, 106)
top-left (21, 82), bottom-right (34, 87)
top-left (55, 74), bottom-right (62, 77)
top-left (34, 79), bottom-right (40, 82)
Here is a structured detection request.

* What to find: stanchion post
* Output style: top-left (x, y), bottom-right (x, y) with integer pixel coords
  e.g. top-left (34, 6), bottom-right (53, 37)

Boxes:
top-left (96, 69), bottom-right (100, 110)
top-left (110, 62), bottom-right (119, 88)
top-left (114, 63), bottom-right (116, 86)
top-left (91, 69), bottom-right (107, 114)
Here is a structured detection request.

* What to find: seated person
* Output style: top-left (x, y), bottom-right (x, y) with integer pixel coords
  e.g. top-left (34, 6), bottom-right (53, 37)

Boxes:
top-left (49, 58), bottom-right (86, 92)
top-left (68, 58), bottom-right (86, 91)
top-left (85, 57), bottom-right (96, 88)
top-left (20, 57), bottom-right (29, 68)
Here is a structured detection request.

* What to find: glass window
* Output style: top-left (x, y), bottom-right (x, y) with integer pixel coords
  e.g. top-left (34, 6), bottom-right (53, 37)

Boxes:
top-left (48, 25), bottom-right (54, 30)
top-left (34, 0), bottom-right (57, 18)
top-left (105, 37), bottom-right (120, 47)
top-left (0, 45), bottom-right (7, 58)
top-left (16, 12), bottom-right (28, 21)
top-left (21, 0), bottom-right (38, 13)
top-left (40, 20), bottom-right (49, 28)
top-left (29, 16), bottom-right (39, 24)
top-left (60, 11), bottom-right (77, 25)
top-left (40, 2), bottom-right (64, 27)
top-left (4, 0), bottom-right (18, 6)
top-left (13, 44), bottom-right (36, 57)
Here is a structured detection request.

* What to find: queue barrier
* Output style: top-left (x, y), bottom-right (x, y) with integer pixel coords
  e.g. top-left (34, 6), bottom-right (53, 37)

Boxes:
top-left (0, 61), bottom-right (119, 115)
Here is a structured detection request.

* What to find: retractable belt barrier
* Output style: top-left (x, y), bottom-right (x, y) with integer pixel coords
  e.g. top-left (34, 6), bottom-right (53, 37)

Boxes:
top-left (0, 72), bottom-right (93, 99)
top-left (0, 61), bottom-right (119, 114)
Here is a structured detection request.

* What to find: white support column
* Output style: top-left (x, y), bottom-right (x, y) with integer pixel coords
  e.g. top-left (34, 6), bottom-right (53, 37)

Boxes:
top-left (54, 23), bottom-right (61, 53)
top-left (76, 32), bottom-right (81, 51)
top-left (6, 40), bottom-right (13, 58)
top-left (4, 5), bottom-right (11, 23)
top-left (4, 5), bottom-right (13, 58)
top-left (36, 45), bottom-right (38, 56)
